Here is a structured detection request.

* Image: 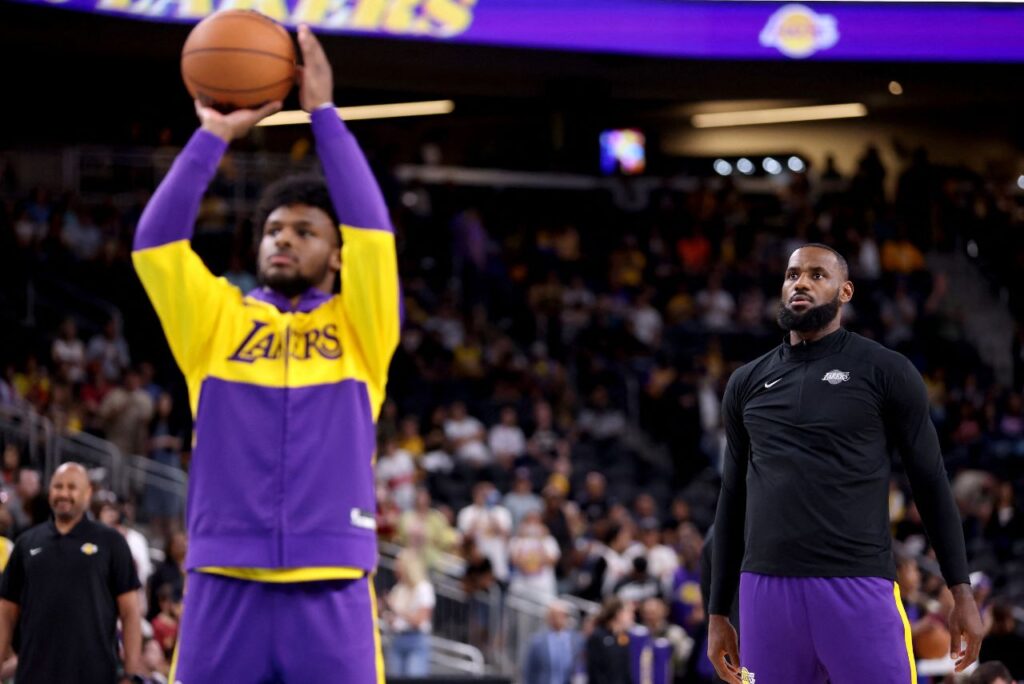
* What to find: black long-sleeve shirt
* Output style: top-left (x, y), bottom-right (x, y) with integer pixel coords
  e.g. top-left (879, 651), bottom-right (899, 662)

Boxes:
top-left (709, 328), bottom-right (969, 614)
top-left (585, 627), bottom-right (632, 684)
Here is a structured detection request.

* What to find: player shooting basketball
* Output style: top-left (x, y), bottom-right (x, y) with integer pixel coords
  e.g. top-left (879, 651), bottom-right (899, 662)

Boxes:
top-left (132, 25), bottom-right (398, 682)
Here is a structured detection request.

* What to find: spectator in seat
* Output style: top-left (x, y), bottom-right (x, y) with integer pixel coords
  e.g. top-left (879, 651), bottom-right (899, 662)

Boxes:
top-left (979, 600), bottom-right (1024, 680)
top-left (523, 599), bottom-right (581, 684)
top-left (384, 550), bottom-right (436, 677)
top-left (585, 596), bottom-right (635, 684)
top-left (509, 510), bottom-right (560, 599)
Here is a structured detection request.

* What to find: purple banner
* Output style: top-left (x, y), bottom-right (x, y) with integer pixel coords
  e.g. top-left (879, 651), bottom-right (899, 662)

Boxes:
top-left (12, 0), bottom-right (1024, 62)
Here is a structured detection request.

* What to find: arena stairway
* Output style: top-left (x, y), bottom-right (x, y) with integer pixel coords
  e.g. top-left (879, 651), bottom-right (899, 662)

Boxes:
top-left (926, 251), bottom-right (1014, 387)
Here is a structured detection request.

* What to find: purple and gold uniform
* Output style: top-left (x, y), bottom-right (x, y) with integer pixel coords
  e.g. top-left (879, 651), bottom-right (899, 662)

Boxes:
top-left (132, 107), bottom-right (398, 683)
top-left (629, 627), bottom-right (674, 684)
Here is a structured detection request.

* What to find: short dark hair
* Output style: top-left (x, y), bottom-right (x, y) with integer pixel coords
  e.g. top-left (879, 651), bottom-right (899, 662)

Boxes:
top-left (968, 661), bottom-right (1013, 684)
top-left (799, 242), bottom-right (849, 281)
top-left (255, 174), bottom-right (339, 240)
top-left (595, 596), bottom-right (626, 629)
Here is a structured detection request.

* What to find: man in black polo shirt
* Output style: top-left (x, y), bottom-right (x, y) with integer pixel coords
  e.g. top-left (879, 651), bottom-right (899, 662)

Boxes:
top-left (0, 462), bottom-right (142, 683)
top-left (707, 244), bottom-right (984, 683)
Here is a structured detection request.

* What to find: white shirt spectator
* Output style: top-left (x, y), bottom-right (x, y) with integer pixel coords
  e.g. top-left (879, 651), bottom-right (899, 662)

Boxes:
top-left (630, 304), bottom-right (663, 348)
top-left (445, 412), bottom-right (490, 466)
top-left (696, 287), bottom-right (736, 330)
top-left (124, 525), bottom-right (154, 591)
top-left (624, 542), bottom-right (680, 588)
top-left (376, 445), bottom-right (417, 511)
top-left (509, 530), bottom-right (560, 599)
top-left (858, 237), bottom-right (882, 280)
top-left (578, 407), bottom-right (626, 442)
top-left (458, 503), bottom-right (513, 582)
top-left (52, 337), bottom-right (86, 384)
top-left (62, 213), bottom-right (104, 261)
top-left (387, 580), bottom-right (436, 634)
top-left (87, 328), bottom-right (131, 382)
top-left (420, 448), bottom-right (454, 474)
top-left (489, 423), bottom-right (526, 460)
top-left (600, 546), bottom-right (633, 597)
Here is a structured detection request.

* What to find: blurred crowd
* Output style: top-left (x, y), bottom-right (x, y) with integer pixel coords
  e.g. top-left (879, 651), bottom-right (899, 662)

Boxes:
top-left (1, 138), bottom-right (1024, 682)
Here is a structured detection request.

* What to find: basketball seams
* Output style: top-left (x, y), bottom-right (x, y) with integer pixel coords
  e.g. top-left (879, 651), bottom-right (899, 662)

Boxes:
top-left (184, 74), bottom-right (295, 95)
top-left (182, 47), bottom-right (295, 64)
top-left (184, 13), bottom-right (291, 53)
top-left (181, 10), bottom-right (296, 108)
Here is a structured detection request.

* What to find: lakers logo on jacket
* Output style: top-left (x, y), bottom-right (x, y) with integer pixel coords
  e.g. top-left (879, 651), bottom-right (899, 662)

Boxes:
top-left (228, 320), bottom-right (343, 363)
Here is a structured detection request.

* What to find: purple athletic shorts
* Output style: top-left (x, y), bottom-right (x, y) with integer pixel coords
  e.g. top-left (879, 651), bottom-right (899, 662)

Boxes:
top-left (172, 571), bottom-right (384, 683)
top-left (739, 572), bottom-right (916, 684)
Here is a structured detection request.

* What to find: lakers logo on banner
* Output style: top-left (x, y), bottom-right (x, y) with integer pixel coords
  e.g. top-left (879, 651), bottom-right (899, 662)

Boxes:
top-left (759, 4), bottom-right (838, 59)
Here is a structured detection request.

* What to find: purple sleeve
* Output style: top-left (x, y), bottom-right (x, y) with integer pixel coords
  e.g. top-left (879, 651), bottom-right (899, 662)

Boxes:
top-left (133, 129), bottom-right (228, 251)
top-left (311, 107), bottom-right (392, 233)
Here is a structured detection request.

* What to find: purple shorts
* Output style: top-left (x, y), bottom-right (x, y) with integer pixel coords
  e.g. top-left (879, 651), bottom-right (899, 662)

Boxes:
top-left (739, 572), bottom-right (916, 684)
top-left (172, 571), bottom-right (384, 683)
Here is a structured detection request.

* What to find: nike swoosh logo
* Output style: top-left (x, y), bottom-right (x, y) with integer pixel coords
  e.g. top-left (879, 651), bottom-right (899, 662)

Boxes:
top-left (29, 548), bottom-right (42, 556)
top-left (764, 378), bottom-right (782, 388)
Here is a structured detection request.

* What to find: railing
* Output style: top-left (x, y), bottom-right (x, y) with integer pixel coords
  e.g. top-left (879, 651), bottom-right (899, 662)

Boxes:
top-left (6, 401), bottom-right (615, 679)
top-left (53, 428), bottom-right (128, 494)
top-left (0, 403), bottom-right (55, 474)
top-left (0, 402), bottom-right (187, 516)
top-left (377, 540), bottom-right (598, 681)
top-left (376, 632), bottom-right (488, 677)
top-left (377, 546), bottom-right (503, 668)
top-left (503, 592), bottom-right (553, 676)
top-left (425, 635), bottom-right (487, 675)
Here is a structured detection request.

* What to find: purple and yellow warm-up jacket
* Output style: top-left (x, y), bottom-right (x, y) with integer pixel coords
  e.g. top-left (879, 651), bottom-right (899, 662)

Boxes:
top-left (132, 108), bottom-right (399, 577)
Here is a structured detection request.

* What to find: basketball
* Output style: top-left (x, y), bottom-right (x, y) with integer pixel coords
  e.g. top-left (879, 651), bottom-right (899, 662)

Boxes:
top-left (181, 10), bottom-right (295, 112)
top-left (913, 621), bottom-right (952, 660)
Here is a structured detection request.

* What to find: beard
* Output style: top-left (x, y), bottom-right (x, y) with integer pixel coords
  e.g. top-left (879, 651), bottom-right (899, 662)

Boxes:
top-left (52, 503), bottom-right (77, 522)
top-left (258, 269), bottom-right (317, 299)
top-left (777, 292), bottom-right (841, 333)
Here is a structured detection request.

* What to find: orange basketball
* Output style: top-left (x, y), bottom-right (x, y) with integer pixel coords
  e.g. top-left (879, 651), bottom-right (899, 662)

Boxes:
top-left (181, 10), bottom-right (295, 112)
top-left (913, 621), bottom-right (952, 660)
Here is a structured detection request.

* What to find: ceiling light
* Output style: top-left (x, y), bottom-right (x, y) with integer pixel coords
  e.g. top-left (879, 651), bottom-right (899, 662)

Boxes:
top-left (691, 103), bottom-right (867, 128)
top-left (763, 157), bottom-right (783, 175)
top-left (737, 158), bottom-right (754, 175)
top-left (888, 81), bottom-right (904, 96)
top-left (788, 156), bottom-right (806, 173)
top-left (257, 100), bottom-right (455, 127)
top-left (713, 159), bottom-right (733, 176)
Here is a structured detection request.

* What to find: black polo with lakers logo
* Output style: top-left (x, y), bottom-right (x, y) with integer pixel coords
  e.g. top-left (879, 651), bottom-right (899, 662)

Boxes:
top-left (0, 517), bottom-right (140, 683)
top-left (709, 327), bottom-right (969, 615)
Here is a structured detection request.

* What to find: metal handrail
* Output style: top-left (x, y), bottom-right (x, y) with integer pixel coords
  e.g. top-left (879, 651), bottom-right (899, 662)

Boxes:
top-left (427, 635), bottom-right (486, 675)
top-left (126, 453), bottom-right (188, 495)
top-left (0, 403), bottom-right (187, 520)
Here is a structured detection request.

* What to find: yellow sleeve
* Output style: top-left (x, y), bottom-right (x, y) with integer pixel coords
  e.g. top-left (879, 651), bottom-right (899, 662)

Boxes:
top-left (132, 241), bottom-right (237, 377)
top-left (340, 226), bottom-right (401, 417)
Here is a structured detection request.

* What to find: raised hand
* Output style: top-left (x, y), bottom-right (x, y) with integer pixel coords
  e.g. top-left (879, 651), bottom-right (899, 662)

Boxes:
top-left (195, 99), bottom-right (282, 143)
top-left (296, 24), bottom-right (334, 112)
